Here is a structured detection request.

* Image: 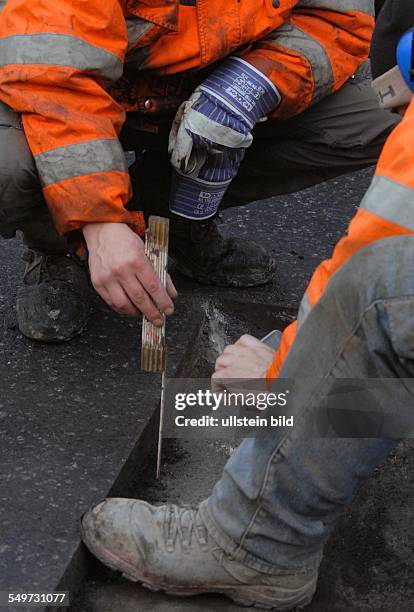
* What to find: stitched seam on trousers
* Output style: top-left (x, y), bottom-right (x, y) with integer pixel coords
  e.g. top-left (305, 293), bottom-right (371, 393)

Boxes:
top-left (235, 296), bottom-right (401, 550)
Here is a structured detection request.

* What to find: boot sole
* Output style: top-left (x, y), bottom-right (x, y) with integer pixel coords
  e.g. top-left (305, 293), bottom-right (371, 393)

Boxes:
top-left (17, 310), bottom-right (90, 343)
top-left (18, 319), bottom-right (89, 343)
top-left (16, 287), bottom-right (91, 343)
top-left (81, 524), bottom-right (316, 611)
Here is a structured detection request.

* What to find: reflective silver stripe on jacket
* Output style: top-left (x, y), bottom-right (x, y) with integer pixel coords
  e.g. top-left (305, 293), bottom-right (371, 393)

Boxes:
top-left (296, 0), bottom-right (374, 16)
top-left (360, 175), bottom-right (414, 232)
top-left (126, 18), bottom-right (152, 46)
top-left (0, 33), bottom-right (123, 83)
top-left (125, 18), bottom-right (153, 65)
top-left (297, 293), bottom-right (312, 328)
top-left (35, 139), bottom-right (128, 187)
top-left (266, 23), bottom-right (334, 104)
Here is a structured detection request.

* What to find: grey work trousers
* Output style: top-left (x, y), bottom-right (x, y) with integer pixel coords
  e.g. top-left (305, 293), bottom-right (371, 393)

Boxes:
top-left (0, 63), bottom-right (400, 251)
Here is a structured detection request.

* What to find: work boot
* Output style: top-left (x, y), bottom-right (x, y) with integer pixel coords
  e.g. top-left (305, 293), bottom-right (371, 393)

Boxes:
top-left (16, 249), bottom-right (91, 342)
top-left (170, 216), bottom-right (276, 287)
top-left (81, 499), bottom-right (319, 610)
top-left (129, 153), bottom-right (276, 287)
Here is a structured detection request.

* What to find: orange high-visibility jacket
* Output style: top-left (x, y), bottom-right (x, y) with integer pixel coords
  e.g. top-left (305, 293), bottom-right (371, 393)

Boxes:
top-left (0, 0), bottom-right (374, 235)
top-left (267, 97), bottom-right (414, 380)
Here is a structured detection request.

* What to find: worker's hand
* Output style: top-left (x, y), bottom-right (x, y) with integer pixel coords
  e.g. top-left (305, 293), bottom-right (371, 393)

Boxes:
top-left (82, 222), bottom-right (177, 325)
top-left (212, 334), bottom-right (275, 388)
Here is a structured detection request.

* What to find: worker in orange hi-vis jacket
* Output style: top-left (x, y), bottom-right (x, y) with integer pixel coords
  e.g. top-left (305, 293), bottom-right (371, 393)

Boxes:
top-left (0, 0), bottom-right (398, 342)
top-left (80, 5), bottom-right (414, 608)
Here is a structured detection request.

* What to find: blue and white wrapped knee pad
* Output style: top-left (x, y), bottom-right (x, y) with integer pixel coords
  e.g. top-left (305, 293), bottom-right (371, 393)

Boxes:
top-left (169, 57), bottom-right (281, 219)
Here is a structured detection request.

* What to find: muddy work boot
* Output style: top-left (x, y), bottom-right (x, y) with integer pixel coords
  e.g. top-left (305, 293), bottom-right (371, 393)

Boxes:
top-left (81, 499), bottom-right (319, 610)
top-left (16, 249), bottom-right (91, 342)
top-left (170, 216), bottom-right (276, 288)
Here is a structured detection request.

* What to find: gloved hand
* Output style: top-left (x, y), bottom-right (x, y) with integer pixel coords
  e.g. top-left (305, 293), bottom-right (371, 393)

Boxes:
top-left (169, 57), bottom-right (281, 219)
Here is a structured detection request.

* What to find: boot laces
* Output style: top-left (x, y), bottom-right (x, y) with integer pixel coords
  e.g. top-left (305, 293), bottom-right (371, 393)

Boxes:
top-left (163, 505), bottom-right (209, 553)
top-left (22, 249), bottom-right (81, 284)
